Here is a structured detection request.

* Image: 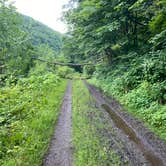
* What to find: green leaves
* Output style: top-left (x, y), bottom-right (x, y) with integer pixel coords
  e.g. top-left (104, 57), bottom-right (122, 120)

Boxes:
top-left (0, 74), bottom-right (67, 165)
top-left (0, 0), bottom-right (34, 80)
top-left (149, 30), bottom-right (166, 50)
top-left (129, 0), bottom-right (146, 10)
top-left (96, 21), bottom-right (120, 37)
top-left (149, 0), bottom-right (166, 34)
top-left (0, 1), bottom-right (63, 84)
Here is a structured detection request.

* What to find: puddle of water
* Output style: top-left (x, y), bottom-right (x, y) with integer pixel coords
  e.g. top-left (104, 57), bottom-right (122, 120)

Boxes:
top-left (102, 104), bottom-right (164, 166)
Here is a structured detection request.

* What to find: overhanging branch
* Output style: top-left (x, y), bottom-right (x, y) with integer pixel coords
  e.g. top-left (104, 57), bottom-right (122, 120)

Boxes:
top-left (32, 57), bottom-right (99, 67)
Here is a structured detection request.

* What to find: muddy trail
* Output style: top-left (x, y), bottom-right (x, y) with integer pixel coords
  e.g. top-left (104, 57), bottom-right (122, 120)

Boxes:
top-left (43, 80), bottom-right (166, 166)
top-left (85, 81), bottom-right (166, 166)
top-left (42, 81), bottom-right (72, 166)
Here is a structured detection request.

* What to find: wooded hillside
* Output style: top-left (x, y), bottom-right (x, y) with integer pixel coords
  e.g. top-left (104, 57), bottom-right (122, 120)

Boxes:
top-left (0, 1), bottom-right (64, 85)
top-left (22, 15), bottom-right (62, 52)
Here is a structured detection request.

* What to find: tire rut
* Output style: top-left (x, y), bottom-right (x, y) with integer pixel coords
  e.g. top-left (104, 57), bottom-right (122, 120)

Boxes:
top-left (85, 81), bottom-right (166, 166)
top-left (42, 80), bottom-right (166, 166)
top-left (42, 81), bottom-right (72, 166)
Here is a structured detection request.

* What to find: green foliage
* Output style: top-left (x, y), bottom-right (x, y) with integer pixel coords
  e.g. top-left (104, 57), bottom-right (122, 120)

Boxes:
top-left (83, 65), bottom-right (95, 77)
top-left (63, 0), bottom-right (166, 62)
top-left (123, 81), bottom-right (155, 108)
top-left (56, 66), bottom-right (75, 78)
top-left (111, 44), bottom-right (121, 52)
top-left (149, 0), bottom-right (166, 34)
top-left (0, 73), bottom-right (67, 165)
top-left (0, 0), bottom-right (34, 80)
top-left (0, 1), bottom-right (63, 85)
top-left (149, 30), bottom-right (166, 51)
top-left (63, 0), bottom-right (166, 75)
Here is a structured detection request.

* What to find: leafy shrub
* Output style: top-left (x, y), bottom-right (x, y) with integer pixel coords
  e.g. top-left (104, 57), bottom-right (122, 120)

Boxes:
top-left (122, 81), bottom-right (153, 108)
top-left (56, 66), bottom-right (75, 78)
top-left (83, 65), bottom-right (95, 76)
top-left (141, 52), bottom-right (166, 83)
top-left (149, 30), bottom-right (166, 51)
top-left (0, 73), bottom-right (67, 165)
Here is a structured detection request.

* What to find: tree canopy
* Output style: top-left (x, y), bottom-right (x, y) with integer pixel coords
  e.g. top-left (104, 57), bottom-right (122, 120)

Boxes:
top-left (63, 0), bottom-right (166, 65)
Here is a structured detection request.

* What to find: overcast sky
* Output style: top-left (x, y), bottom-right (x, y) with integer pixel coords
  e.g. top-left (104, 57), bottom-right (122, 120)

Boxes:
top-left (13, 0), bottom-right (69, 33)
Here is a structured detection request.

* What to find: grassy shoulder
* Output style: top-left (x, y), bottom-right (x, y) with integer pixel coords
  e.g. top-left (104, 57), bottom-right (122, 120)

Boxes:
top-left (0, 73), bottom-right (67, 166)
top-left (89, 78), bottom-right (166, 140)
top-left (72, 80), bottom-right (124, 166)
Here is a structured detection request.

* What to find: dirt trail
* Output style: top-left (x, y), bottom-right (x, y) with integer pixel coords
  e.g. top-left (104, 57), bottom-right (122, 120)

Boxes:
top-left (42, 81), bottom-right (72, 166)
top-left (85, 81), bottom-right (166, 166)
top-left (42, 80), bottom-right (166, 166)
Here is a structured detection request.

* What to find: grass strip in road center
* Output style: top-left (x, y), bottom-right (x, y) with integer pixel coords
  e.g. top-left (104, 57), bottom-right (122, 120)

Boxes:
top-left (72, 80), bottom-right (123, 166)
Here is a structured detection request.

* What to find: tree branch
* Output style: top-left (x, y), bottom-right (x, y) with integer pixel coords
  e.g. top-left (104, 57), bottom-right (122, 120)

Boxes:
top-left (128, 15), bottom-right (146, 26)
top-left (32, 57), bottom-right (98, 67)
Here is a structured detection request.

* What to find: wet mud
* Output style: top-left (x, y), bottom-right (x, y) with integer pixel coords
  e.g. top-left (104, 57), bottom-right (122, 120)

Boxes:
top-left (85, 81), bottom-right (166, 166)
top-left (102, 104), bottom-right (164, 166)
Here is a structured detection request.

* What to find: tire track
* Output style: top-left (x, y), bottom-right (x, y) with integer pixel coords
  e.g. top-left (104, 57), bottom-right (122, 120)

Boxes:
top-left (85, 81), bottom-right (166, 166)
top-left (42, 81), bottom-right (72, 166)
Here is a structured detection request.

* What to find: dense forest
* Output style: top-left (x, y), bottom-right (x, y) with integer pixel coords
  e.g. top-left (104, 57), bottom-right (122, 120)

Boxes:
top-left (63, 0), bottom-right (166, 138)
top-left (0, 0), bottom-right (166, 165)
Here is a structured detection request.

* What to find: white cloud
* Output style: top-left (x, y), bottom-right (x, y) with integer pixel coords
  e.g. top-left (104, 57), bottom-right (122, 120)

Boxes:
top-left (13, 0), bottom-right (69, 33)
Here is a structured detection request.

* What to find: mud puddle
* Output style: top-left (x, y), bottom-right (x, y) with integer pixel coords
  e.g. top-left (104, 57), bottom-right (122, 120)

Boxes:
top-left (102, 104), bottom-right (164, 166)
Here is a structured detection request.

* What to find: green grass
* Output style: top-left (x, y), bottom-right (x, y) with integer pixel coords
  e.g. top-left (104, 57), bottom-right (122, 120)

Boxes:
top-left (72, 80), bottom-right (123, 166)
top-left (0, 73), bottom-right (67, 166)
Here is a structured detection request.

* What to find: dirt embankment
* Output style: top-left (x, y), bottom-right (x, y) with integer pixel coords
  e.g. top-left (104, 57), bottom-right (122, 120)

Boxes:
top-left (42, 81), bottom-right (72, 166)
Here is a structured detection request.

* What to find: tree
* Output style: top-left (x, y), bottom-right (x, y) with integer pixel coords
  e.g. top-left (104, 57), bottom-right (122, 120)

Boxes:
top-left (0, 0), bottom-right (34, 80)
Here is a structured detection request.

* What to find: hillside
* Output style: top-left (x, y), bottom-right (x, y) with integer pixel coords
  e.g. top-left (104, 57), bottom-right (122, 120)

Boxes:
top-left (22, 15), bottom-right (62, 52)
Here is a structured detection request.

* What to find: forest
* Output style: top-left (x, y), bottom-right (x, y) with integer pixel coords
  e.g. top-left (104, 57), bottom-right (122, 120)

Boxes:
top-left (62, 0), bottom-right (166, 137)
top-left (0, 0), bottom-right (166, 165)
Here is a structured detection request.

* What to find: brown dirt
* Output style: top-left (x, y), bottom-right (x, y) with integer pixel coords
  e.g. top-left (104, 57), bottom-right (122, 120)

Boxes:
top-left (85, 81), bottom-right (166, 166)
top-left (42, 81), bottom-right (72, 166)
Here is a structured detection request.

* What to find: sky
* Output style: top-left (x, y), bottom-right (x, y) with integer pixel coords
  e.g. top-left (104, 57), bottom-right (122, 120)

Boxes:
top-left (13, 0), bottom-right (69, 33)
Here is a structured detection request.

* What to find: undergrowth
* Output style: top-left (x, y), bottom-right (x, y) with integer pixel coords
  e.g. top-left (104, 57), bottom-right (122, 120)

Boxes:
top-left (72, 80), bottom-right (123, 166)
top-left (0, 73), bottom-right (67, 166)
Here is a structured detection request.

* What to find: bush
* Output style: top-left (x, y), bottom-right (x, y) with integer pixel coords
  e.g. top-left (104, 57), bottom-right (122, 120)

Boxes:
top-left (56, 66), bottom-right (75, 78)
top-left (0, 73), bottom-right (67, 165)
top-left (122, 81), bottom-right (153, 108)
top-left (83, 65), bottom-right (95, 77)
